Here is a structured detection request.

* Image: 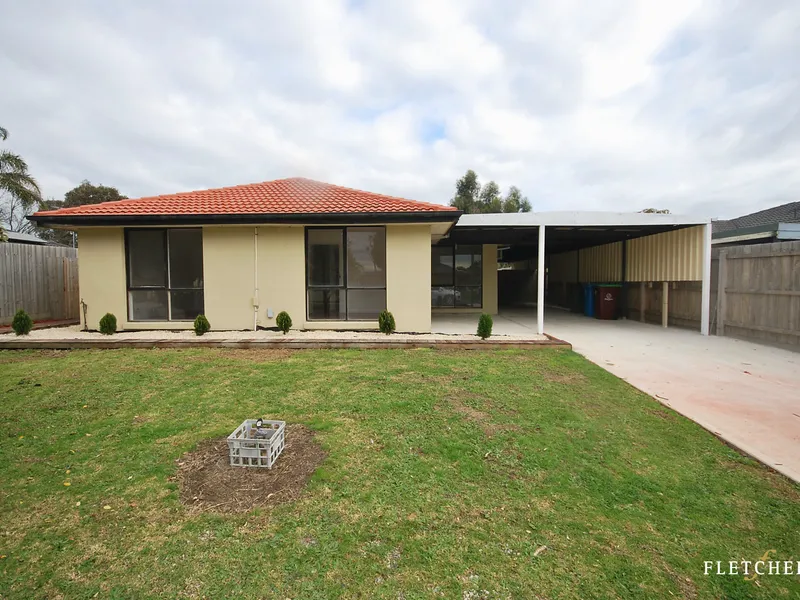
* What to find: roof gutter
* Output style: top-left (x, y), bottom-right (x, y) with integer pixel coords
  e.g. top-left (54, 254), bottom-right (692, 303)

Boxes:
top-left (28, 210), bottom-right (462, 228)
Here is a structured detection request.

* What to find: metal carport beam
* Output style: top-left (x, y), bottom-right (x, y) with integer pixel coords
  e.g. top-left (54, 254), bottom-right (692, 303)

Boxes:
top-left (700, 223), bottom-right (712, 335)
top-left (538, 225), bottom-right (545, 335)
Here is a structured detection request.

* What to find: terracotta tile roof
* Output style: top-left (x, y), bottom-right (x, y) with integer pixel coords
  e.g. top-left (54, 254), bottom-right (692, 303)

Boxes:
top-left (34, 177), bottom-right (457, 218)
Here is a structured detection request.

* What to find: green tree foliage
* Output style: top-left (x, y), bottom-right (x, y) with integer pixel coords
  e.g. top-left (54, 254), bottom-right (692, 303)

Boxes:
top-left (0, 126), bottom-right (41, 234)
top-left (640, 208), bottom-right (671, 214)
top-left (449, 170), bottom-right (531, 214)
top-left (378, 310), bottom-right (396, 335)
top-left (449, 169), bottom-right (481, 213)
top-left (12, 309), bottom-right (33, 336)
top-left (64, 180), bottom-right (128, 207)
top-left (479, 181), bottom-right (503, 213)
top-left (502, 186), bottom-right (532, 213)
top-left (194, 314), bottom-right (211, 336)
top-left (276, 311), bottom-right (292, 334)
top-left (99, 313), bottom-right (117, 335)
top-left (37, 181), bottom-right (128, 245)
top-left (477, 313), bottom-right (493, 339)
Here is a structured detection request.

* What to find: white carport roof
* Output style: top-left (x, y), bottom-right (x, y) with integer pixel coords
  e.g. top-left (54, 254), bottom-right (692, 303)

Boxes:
top-left (446, 211), bottom-right (714, 337)
top-left (455, 211), bottom-right (709, 228)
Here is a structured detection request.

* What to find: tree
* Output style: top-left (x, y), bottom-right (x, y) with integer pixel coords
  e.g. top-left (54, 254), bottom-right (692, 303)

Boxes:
top-left (35, 181), bottom-right (127, 246)
top-left (449, 169), bottom-right (481, 213)
top-left (448, 169), bottom-right (532, 214)
top-left (63, 180), bottom-right (127, 207)
top-left (0, 126), bottom-right (41, 234)
top-left (640, 208), bottom-right (670, 214)
top-left (0, 192), bottom-right (39, 234)
top-left (478, 181), bottom-right (503, 213)
top-left (502, 186), bottom-right (532, 213)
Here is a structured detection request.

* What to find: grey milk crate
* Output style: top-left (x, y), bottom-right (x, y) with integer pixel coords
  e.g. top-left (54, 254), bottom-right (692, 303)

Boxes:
top-left (227, 419), bottom-right (286, 468)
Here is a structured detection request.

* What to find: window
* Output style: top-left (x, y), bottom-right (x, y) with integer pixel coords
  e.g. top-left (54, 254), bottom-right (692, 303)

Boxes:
top-left (306, 227), bottom-right (386, 320)
top-left (431, 244), bottom-right (482, 308)
top-left (126, 229), bottom-right (204, 321)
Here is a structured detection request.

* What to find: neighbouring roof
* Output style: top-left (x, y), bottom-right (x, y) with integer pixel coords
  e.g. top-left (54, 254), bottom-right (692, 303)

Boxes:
top-left (29, 177), bottom-right (460, 226)
top-left (4, 230), bottom-right (51, 245)
top-left (712, 201), bottom-right (800, 235)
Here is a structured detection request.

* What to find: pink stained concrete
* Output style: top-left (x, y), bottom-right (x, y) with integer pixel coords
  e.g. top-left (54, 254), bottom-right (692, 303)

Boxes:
top-left (543, 309), bottom-right (800, 483)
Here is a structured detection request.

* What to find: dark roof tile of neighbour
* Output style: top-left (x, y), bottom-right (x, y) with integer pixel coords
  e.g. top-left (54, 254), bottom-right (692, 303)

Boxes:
top-left (712, 201), bottom-right (800, 234)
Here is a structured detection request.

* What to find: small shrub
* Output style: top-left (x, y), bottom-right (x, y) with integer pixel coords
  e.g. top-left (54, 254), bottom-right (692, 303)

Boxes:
top-left (477, 313), bottom-right (493, 339)
top-left (276, 311), bottom-right (292, 334)
top-left (194, 314), bottom-right (210, 336)
top-left (11, 309), bottom-right (33, 336)
top-left (99, 313), bottom-right (117, 335)
top-left (378, 310), bottom-right (396, 335)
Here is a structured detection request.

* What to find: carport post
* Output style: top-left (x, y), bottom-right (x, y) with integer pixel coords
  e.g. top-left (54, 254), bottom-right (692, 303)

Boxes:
top-left (537, 225), bottom-right (545, 335)
top-left (700, 222), bottom-right (712, 335)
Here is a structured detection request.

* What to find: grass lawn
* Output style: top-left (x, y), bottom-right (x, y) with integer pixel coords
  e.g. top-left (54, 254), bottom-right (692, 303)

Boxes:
top-left (0, 348), bottom-right (798, 599)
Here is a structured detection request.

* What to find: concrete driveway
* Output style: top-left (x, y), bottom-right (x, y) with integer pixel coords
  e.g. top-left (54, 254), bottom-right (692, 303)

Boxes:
top-left (543, 310), bottom-right (800, 483)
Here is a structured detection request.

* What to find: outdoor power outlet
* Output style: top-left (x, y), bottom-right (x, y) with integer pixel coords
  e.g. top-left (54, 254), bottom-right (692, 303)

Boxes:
top-left (267, 308), bottom-right (274, 319)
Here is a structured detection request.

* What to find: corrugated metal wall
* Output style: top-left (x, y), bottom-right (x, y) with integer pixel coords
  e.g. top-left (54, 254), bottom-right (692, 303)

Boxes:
top-left (548, 251), bottom-right (578, 282)
top-left (579, 242), bottom-right (623, 282)
top-left (626, 226), bottom-right (703, 282)
top-left (547, 225), bottom-right (704, 284)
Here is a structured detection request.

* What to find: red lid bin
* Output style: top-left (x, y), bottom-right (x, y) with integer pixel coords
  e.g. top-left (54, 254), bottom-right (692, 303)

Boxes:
top-left (593, 285), bottom-right (619, 320)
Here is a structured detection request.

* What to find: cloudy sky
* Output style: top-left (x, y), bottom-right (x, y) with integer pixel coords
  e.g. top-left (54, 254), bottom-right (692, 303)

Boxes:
top-left (1, 0), bottom-right (798, 218)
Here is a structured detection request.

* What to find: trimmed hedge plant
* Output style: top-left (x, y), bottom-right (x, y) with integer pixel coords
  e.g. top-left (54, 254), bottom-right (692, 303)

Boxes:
top-left (12, 309), bottom-right (33, 336)
top-left (378, 310), bottom-right (396, 335)
top-left (477, 313), bottom-right (493, 339)
top-left (276, 311), bottom-right (292, 334)
top-left (194, 314), bottom-right (211, 336)
top-left (99, 313), bottom-right (117, 335)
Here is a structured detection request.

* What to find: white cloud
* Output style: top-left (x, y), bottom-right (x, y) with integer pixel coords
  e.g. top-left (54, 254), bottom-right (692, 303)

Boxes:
top-left (0, 0), bottom-right (798, 219)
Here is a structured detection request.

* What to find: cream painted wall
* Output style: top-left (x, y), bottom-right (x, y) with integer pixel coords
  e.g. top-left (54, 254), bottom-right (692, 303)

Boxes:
top-left (75, 223), bottom-right (442, 332)
top-left (76, 228), bottom-right (127, 330)
top-left (386, 224), bottom-right (432, 332)
top-left (431, 244), bottom-right (498, 315)
top-left (203, 227), bottom-right (256, 330)
top-left (482, 244), bottom-right (498, 314)
top-left (256, 226), bottom-right (306, 329)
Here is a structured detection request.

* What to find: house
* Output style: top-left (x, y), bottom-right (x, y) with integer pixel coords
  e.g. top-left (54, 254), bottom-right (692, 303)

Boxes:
top-left (30, 177), bottom-right (714, 335)
top-left (712, 201), bottom-right (800, 247)
top-left (30, 178), bottom-right (461, 332)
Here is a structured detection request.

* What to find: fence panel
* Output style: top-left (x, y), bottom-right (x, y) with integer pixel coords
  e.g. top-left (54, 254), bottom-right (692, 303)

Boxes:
top-left (717, 241), bottom-right (800, 347)
top-left (0, 243), bottom-right (79, 325)
top-left (619, 240), bottom-right (800, 347)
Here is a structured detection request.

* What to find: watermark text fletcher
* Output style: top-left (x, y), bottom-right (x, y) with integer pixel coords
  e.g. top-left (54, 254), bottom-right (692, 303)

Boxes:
top-left (704, 559), bottom-right (799, 576)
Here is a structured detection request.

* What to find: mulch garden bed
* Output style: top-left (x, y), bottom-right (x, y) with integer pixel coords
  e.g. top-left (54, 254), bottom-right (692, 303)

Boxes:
top-left (175, 424), bottom-right (327, 514)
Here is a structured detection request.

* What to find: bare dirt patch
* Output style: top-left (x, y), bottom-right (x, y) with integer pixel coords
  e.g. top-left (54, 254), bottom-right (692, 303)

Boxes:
top-left (0, 349), bottom-right (68, 365)
top-left (175, 424), bottom-right (327, 514)
top-left (541, 371), bottom-right (589, 384)
top-left (645, 407), bottom-right (677, 421)
top-left (447, 396), bottom-right (520, 436)
top-left (205, 348), bottom-right (293, 362)
top-left (448, 396), bottom-right (491, 434)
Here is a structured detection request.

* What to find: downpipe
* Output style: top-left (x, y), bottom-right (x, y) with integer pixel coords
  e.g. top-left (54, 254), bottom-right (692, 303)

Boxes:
top-left (253, 227), bottom-right (259, 331)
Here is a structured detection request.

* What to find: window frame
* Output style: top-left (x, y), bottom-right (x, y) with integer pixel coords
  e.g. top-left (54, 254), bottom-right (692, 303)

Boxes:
top-left (305, 226), bottom-right (387, 321)
top-left (431, 244), bottom-right (483, 309)
top-left (124, 228), bottom-right (204, 322)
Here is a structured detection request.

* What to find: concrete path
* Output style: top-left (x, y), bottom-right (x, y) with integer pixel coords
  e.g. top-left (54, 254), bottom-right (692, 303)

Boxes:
top-left (544, 310), bottom-right (800, 483)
